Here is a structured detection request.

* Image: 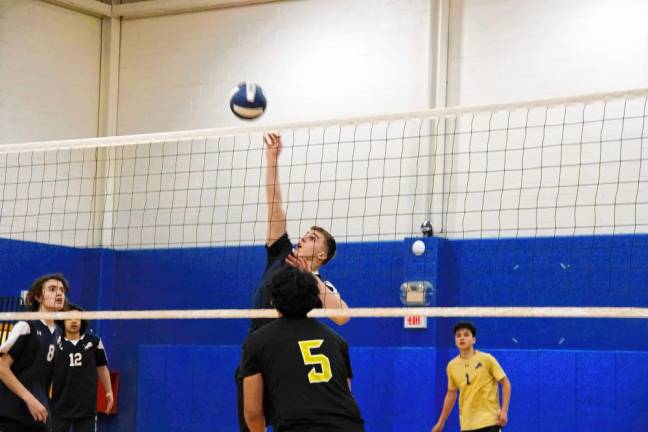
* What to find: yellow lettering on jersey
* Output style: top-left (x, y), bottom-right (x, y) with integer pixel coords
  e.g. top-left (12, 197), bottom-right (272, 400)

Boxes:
top-left (0, 322), bottom-right (14, 345)
top-left (298, 339), bottom-right (332, 384)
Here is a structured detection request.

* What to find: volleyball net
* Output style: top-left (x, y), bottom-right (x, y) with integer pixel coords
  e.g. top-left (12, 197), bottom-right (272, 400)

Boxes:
top-left (0, 88), bottom-right (647, 321)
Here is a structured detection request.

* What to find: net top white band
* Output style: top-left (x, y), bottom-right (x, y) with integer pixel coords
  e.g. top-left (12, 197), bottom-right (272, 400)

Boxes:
top-left (2, 87), bottom-right (648, 155)
top-left (1, 307), bottom-right (647, 321)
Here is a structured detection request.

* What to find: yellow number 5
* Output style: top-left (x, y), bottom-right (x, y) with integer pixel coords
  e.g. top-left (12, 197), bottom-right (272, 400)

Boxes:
top-left (298, 339), bottom-right (333, 383)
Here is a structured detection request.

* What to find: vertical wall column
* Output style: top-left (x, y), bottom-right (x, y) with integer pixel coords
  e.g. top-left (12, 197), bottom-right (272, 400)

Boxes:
top-left (98, 16), bottom-right (120, 137)
top-left (427, 0), bottom-right (450, 234)
top-left (429, 0), bottom-right (449, 109)
top-left (94, 16), bottom-right (121, 248)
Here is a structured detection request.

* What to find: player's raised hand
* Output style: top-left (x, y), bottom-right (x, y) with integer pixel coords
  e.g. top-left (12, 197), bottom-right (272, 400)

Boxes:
top-left (26, 395), bottom-right (48, 423)
top-left (264, 132), bottom-right (282, 160)
top-left (285, 253), bottom-right (312, 272)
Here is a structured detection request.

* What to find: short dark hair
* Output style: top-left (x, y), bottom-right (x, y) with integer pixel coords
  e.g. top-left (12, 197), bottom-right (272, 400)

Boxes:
top-left (270, 266), bottom-right (320, 318)
top-left (311, 225), bottom-right (336, 265)
top-left (56, 303), bottom-right (88, 336)
top-left (25, 273), bottom-right (69, 312)
top-left (453, 321), bottom-right (477, 337)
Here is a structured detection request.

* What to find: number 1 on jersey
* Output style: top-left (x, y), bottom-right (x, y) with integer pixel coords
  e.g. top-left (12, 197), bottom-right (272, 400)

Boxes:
top-left (298, 340), bottom-right (332, 384)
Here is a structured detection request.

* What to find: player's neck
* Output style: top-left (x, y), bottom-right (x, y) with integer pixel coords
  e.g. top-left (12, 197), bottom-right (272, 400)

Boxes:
top-left (65, 331), bottom-right (81, 340)
top-left (38, 306), bottom-right (56, 326)
top-left (299, 254), bottom-right (322, 271)
top-left (459, 347), bottom-right (476, 360)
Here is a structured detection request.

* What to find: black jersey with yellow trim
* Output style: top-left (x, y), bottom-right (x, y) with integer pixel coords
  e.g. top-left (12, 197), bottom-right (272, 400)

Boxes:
top-left (240, 318), bottom-right (364, 431)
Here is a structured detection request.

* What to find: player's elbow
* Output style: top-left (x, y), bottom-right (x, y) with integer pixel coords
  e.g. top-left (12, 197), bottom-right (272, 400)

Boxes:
top-left (500, 376), bottom-right (511, 389)
top-left (332, 315), bottom-right (350, 325)
top-left (244, 407), bottom-right (265, 430)
top-left (0, 362), bottom-right (11, 382)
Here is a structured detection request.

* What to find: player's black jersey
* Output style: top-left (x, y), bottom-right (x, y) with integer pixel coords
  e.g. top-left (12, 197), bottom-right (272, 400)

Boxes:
top-left (0, 320), bottom-right (60, 426)
top-left (250, 233), bottom-right (339, 333)
top-left (51, 333), bottom-right (108, 420)
top-left (241, 318), bottom-right (364, 431)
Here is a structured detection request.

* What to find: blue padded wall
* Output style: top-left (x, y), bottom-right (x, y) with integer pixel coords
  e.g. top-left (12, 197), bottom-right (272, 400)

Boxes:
top-left (1, 234), bottom-right (647, 431)
top-left (136, 345), bottom-right (241, 431)
top-left (136, 346), bottom-right (648, 432)
top-left (136, 345), bottom-right (438, 432)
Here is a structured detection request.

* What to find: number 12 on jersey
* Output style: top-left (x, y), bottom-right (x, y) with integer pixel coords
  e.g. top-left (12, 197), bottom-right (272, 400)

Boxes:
top-left (298, 339), bottom-right (332, 384)
top-left (69, 352), bottom-right (82, 367)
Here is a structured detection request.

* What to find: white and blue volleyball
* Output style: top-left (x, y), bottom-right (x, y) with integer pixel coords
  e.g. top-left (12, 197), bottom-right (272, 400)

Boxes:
top-left (229, 82), bottom-right (267, 120)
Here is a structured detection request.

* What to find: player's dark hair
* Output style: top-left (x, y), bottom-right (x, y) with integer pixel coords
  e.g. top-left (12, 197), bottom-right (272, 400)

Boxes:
top-left (453, 321), bottom-right (477, 337)
top-left (311, 225), bottom-right (336, 265)
top-left (270, 266), bottom-right (320, 318)
top-left (25, 273), bottom-right (69, 312)
top-left (56, 303), bottom-right (88, 336)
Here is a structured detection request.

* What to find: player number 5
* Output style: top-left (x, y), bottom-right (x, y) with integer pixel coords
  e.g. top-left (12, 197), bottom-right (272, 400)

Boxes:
top-left (298, 340), bottom-right (332, 384)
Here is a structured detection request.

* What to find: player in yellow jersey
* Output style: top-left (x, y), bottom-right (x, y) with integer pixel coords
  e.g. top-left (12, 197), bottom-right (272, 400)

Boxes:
top-left (431, 322), bottom-right (511, 432)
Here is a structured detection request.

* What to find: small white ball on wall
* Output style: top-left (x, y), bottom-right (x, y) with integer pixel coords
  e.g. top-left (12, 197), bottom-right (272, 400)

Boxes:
top-left (412, 240), bottom-right (425, 256)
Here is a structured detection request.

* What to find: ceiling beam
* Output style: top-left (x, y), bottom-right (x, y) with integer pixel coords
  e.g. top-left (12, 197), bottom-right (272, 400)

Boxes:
top-left (41, 0), bottom-right (111, 18)
top-left (113, 0), bottom-right (288, 19)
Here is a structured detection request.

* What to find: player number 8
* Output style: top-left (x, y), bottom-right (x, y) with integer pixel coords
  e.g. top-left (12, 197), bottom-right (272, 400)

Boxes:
top-left (46, 345), bottom-right (55, 362)
top-left (298, 340), bottom-right (333, 384)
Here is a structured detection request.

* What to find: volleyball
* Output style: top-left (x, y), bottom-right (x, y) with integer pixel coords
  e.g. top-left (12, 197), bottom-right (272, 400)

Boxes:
top-left (229, 82), bottom-right (267, 120)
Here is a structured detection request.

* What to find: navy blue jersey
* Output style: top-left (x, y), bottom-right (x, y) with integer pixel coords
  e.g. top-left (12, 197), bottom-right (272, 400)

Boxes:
top-left (51, 333), bottom-right (108, 420)
top-left (0, 320), bottom-right (60, 426)
top-left (250, 233), bottom-right (339, 333)
top-left (241, 318), bottom-right (364, 431)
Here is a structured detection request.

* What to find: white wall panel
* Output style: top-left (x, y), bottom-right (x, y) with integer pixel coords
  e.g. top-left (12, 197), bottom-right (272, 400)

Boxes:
top-left (0, 0), bottom-right (102, 144)
top-left (117, 0), bottom-right (432, 134)
top-left (447, 0), bottom-right (648, 106)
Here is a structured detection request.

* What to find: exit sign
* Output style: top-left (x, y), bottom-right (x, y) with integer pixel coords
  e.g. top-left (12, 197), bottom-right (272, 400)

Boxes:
top-left (404, 315), bottom-right (427, 329)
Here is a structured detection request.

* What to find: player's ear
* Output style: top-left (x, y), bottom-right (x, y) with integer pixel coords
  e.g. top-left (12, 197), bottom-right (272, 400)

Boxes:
top-left (317, 250), bottom-right (327, 261)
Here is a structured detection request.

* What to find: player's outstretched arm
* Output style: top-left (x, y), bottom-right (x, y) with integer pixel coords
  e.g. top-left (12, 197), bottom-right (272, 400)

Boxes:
top-left (431, 389), bottom-right (457, 432)
top-left (497, 377), bottom-right (511, 426)
top-left (98, 365), bottom-right (114, 414)
top-left (243, 373), bottom-right (265, 432)
top-left (319, 283), bottom-right (350, 325)
top-left (265, 132), bottom-right (287, 246)
top-left (285, 254), bottom-right (350, 325)
top-left (0, 353), bottom-right (48, 423)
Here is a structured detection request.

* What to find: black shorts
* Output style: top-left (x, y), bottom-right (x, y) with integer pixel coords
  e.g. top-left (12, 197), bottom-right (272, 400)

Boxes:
top-left (51, 416), bottom-right (96, 432)
top-left (0, 417), bottom-right (48, 432)
top-left (462, 426), bottom-right (502, 432)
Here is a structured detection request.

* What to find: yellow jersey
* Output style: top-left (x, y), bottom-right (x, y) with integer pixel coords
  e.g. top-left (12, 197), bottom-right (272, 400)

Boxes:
top-left (447, 350), bottom-right (506, 431)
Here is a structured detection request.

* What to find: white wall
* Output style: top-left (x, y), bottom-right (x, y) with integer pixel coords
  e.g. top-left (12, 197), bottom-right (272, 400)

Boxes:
top-left (447, 0), bottom-right (648, 106)
top-left (0, 0), bottom-right (646, 248)
top-left (0, 0), bottom-right (102, 144)
top-left (117, 0), bottom-right (432, 134)
top-left (0, 0), bottom-right (103, 247)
